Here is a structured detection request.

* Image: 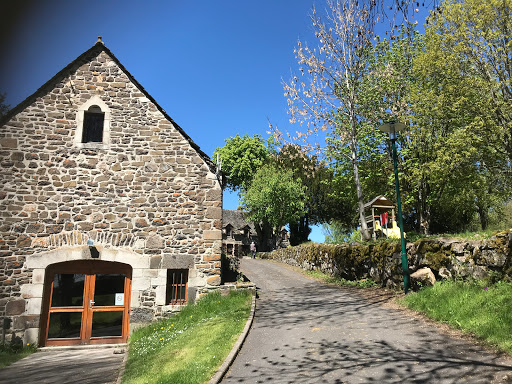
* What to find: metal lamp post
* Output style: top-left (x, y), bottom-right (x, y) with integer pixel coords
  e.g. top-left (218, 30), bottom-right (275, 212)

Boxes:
top-left (378, 122), bottom-right (410, 294)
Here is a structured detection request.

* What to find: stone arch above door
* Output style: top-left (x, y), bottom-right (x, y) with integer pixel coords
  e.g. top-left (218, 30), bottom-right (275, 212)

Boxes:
top-left (22, 245), bottom-right (151, 345)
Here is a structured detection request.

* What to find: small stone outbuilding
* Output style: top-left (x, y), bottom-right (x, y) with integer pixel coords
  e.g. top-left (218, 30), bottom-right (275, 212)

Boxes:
top-left (222, 209), bottom-right (290, 256)
top-left (222, 210), bottom-right (257, 257)
top-left (0, 39), bottom-right (223, 346)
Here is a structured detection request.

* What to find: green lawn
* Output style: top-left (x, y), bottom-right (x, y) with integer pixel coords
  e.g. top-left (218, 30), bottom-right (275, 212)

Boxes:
top-left (400, 280), bottom-right (512, 355)
top-left (122, 290), bottom-right (252, 384)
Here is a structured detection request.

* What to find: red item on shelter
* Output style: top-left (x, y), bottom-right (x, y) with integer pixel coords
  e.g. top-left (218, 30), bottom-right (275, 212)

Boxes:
top-left (380, 212), bottom-right (388, 226)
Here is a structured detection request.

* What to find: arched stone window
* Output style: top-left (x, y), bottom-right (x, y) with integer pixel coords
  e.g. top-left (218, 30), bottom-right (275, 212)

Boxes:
top-left (82, 105), bottom-right (104, 143)
top-left (75, 96), bottom-right (111, 149)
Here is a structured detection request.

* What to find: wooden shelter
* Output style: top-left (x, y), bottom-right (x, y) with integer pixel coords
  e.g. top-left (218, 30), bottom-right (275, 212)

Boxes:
top-left (364, 196), bottom-right (396, 239)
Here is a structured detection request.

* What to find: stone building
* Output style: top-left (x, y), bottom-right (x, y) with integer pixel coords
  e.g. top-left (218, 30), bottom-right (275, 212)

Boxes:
top-left (222, 210), bottom-right (257, 257)
top-left (222, 209), bottom-right (289, 256)
top-left (0, 39), bottom-right (223, 346)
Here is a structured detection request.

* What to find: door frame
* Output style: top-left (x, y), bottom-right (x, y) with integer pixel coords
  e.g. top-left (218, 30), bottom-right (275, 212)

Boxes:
top-left (40, 260), bottom-right (132, 347)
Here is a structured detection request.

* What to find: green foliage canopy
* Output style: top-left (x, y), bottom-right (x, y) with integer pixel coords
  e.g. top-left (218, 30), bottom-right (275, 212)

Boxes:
top-left (405, 0), bottom-right (512, 233)
top-left (213, 134), bottom-right (273, 192)
top-left (240, 164), bottom-right (306, 242)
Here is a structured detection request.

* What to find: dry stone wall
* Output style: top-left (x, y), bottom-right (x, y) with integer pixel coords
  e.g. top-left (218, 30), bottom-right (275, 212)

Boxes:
top-left (0, 44), bottom-right (222, 343)
top-left (268, 231), bottom-right (512, 289)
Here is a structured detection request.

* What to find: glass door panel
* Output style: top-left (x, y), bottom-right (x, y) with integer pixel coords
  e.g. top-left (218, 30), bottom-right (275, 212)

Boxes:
top-left (47, 312), bottom-right (83, 339)
top-left (91, 311), bottom-right (123, 337)
top-left (51, 274), bottom-right (85, 307)
top-left (90, 273), bottom-right (126, 339)
top-left (93, 274), bottom-right (125, 306)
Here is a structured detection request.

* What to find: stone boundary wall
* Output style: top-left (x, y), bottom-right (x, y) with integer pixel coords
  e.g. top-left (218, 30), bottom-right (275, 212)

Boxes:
top-left (266, 231), bottom-right (512, 289)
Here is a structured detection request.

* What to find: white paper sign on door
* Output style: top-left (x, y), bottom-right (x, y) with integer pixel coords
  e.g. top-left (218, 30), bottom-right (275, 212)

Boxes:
top-left (115, 293), bottom-right (124, 306)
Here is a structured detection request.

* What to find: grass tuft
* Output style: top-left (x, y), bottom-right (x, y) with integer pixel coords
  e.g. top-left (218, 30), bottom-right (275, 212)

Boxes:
top-left (122, 290), bottom-right (252, 384)
top-left (0, 343), bottom-right (37, 368)
top-left (399, 280), bottom-right (512, 355)
top-left (304, 269), bottom-right (378, 288)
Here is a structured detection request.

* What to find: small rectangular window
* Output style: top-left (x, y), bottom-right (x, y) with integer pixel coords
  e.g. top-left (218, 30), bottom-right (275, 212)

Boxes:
top-left (166, 269), bottom-right (188, 305)
top-left (82, 111), bottom-right (104, 143)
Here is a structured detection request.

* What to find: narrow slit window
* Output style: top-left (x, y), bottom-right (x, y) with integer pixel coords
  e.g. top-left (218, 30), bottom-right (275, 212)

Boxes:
top-left (82, 105), bottom-right (105, 143)
top-left (166, 269), bottom-right (188, 305)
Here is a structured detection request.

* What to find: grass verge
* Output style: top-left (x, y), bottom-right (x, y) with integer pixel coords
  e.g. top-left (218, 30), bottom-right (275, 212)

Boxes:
top-left (0, 344), bottom-right (37, 369)
top-left (122, 290), bottom-right (252, 384)
top-left (399, 280), bottom-right (512, 355)
top-left (304, 269), bottom-right (378, 288)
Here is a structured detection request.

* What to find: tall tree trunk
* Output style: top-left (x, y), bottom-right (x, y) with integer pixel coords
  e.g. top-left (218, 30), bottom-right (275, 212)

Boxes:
top-left (477, 202), bottom-right (489, 230)
top-left (254, 221), bottom-right (273, 252)
top-left (419, 206), bottom-right (431, 236)
top-left (351, 140), bottom-right (370, 241)
top-left (418, 178), bottom-right (431, 236)
top-left (289, 216), bottom-right (311, 245)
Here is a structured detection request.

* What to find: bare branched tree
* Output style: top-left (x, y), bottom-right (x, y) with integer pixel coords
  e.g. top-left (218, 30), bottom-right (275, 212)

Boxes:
top-left (283, 0), bottom-right (383, 240)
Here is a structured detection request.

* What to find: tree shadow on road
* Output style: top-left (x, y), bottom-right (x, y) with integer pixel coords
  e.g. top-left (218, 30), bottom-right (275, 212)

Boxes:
top-left (229, 281), bottom-right (512, 383)
top-left (231, 336), bottom-right (511, 383)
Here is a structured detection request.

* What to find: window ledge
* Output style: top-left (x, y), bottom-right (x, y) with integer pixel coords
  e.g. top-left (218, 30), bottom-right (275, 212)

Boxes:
top-left (76, 142), bottom-right (109, 150)
top-left (161, 304), bottom-right (186, 312)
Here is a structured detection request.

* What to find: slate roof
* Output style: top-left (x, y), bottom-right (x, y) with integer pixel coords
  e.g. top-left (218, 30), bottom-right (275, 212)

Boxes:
top-left (0, 39), bottom-right (216, 173)
top-left (222, 209), bottom-right (255, 231)
top-left (364, 195), bottom-right (395, 209)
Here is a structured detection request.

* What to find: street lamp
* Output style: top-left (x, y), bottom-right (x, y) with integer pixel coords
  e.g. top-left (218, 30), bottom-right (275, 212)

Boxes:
top-left (378, 121), bottom-right (410, 294)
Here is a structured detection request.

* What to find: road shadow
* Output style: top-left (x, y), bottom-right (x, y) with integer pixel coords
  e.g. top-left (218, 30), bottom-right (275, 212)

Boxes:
top-left (229, 335), bottom-right (511, 383)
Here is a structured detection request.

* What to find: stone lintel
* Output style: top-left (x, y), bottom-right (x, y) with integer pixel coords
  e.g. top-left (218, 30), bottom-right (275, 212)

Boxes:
top-left (161, 254), bottom-right (194, 269)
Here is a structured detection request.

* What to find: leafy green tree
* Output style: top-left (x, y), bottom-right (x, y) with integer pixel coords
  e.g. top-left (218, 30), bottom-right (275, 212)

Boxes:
top-left (213, 134), bottom-right (273, 192)
top-left (406, 0), bottom-right (512, 233)
top-left (241, 164), bottom-right (306, 250)
top-left (214, 134), bottom-right (277, 249)
top-left (369, 27), bottom-right (441, 234)
top-left (273, 144), bottom-right (352, 245)
top-left (320, 25), bottom-right (420, 235)
top-left (424, 0), bottom-right (512, 162)
top-left (344, 17), bottom-right (509, 235)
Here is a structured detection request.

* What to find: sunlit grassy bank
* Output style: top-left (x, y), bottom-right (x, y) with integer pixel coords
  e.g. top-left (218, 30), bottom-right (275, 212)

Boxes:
top-left (400, 280), bottom-right (512, 355)
top-left (122, 290), bottom-right (252, 384)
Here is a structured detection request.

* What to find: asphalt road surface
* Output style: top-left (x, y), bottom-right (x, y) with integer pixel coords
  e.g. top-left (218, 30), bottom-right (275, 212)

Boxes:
top-left (222, 258), bottom-right (512, 384)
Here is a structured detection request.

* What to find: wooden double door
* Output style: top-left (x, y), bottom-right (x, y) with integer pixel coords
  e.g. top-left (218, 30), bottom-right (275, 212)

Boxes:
top-left (41, 260), bottom-right (132, 346)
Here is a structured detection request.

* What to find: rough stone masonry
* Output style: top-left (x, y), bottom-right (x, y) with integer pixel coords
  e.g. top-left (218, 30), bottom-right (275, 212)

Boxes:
top-left (0, 40), bottom-right (223, 345)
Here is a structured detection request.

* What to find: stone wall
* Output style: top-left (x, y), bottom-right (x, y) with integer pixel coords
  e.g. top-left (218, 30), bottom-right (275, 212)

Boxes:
top-left (267, 231), bottom-right (512, 289)
top-left (0, 43), bottom-right (222, 343)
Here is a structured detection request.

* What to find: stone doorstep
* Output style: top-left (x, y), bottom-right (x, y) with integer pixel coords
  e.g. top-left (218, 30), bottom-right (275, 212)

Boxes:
top-left (38, 343), bottom-right (127, 352)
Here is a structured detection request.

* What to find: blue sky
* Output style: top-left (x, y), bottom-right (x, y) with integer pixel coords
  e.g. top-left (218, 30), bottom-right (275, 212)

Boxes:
top-left (0, 0), bottom-right (430, 242)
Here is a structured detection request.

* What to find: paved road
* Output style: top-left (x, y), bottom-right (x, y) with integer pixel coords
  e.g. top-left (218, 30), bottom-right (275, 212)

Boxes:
top-left (223, 258), bottom-right (512, 383)
top-left (0, 346), bottom-right (125, 384)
